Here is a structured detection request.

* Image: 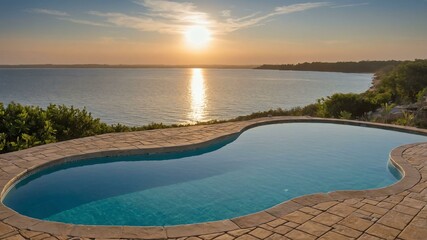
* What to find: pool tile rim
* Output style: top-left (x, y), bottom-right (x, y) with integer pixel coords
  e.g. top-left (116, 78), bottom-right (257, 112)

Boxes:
top-left (0, 116), bottom-right (426, 239)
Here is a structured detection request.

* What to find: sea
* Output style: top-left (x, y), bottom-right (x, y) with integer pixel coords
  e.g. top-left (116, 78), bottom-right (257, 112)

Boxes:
top-left (0, 68), bottom-right (372, 126)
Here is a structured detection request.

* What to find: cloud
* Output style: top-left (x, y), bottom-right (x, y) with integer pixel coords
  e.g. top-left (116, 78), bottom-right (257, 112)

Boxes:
top-left (221, 10), bottom-right (231, 17)
top-left (28, 8), bottom-right (69, 17)
top-left (28, 8), bottom-right (110, 27)
top-left (218, 2), bottom-right (331, 33)
top-left (58, 17), bottom-right (111, 27)
top-left (88, 1), bottom-right (330, 35)
top-left (28, 1), bottom-right (331, 34)
top-left (331, 3), bottom-right (369, 8)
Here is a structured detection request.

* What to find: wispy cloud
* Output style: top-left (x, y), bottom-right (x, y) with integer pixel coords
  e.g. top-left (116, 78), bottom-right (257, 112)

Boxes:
top-left (331, 3), bottom-right (369, 8)
top-left (58, 17), bottom-right (111, 27)
top-left (88, 1), bottom-right (330, 35)
top-left (28, 8), bottom-right (69, 17)
top-left (221, 10), bottom-right (231, 17)
top-left (28, 1), bottom-right (331, 34)
top-left (28, 8), bottom-right (110, 27)
top-left (218, 2), bottom-right (331, 33)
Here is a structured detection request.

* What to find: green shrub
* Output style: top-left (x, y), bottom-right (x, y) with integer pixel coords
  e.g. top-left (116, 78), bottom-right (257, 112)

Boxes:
top-left (46, 104), bottom-right (110, 141)
top-left (375, 60), bottom-right (427, 103)
top-left (317, 93), bottom-right (378, 119)
top-left (0, 102), bottom-right (56, 152)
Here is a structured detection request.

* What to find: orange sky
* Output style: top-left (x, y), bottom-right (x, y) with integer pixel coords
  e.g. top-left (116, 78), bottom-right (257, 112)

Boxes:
top-left (1, 0), bottom-right (427, 65)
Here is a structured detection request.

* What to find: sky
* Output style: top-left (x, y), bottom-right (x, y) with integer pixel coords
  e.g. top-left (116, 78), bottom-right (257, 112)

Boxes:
top-left (0, 0), bottom-right (427, 65)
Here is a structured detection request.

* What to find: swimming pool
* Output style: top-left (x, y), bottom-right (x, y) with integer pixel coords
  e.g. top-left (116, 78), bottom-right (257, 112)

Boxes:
top-left (3, 123), bottom-right (426, 226)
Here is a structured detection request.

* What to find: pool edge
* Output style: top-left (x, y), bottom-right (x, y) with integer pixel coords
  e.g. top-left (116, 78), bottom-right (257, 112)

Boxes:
top-left (0, 116), bottom-right (426, 239)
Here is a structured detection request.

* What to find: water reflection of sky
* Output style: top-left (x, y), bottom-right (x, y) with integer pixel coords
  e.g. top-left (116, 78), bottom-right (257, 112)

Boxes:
top-left (189, 68), bottom-right (207, 122)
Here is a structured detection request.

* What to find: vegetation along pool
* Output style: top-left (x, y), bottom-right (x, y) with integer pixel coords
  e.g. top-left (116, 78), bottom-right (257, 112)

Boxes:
top-left (3, 123), bottom-right (427, 226)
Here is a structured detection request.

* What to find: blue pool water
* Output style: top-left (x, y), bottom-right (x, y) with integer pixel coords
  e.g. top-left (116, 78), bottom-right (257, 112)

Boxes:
top-left (3, 123), bottom-right (426, 226)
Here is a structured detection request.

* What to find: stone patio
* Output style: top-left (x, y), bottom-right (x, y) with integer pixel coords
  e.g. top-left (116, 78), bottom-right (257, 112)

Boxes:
top-left (0, 117), bottom-right (426, 240)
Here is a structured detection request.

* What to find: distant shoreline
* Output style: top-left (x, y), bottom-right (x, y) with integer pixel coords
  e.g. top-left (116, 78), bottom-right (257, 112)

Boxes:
top-left (0, 64), bottom-right (256, 69)
top-left (255, 60), bottom-right (407, 73)
top-left (0, 60), bottom-right (415, 73)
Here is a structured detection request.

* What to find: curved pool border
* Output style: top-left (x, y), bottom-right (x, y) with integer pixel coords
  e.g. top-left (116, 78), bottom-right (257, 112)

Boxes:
top-left (0, 116), bottom-right (426, 239)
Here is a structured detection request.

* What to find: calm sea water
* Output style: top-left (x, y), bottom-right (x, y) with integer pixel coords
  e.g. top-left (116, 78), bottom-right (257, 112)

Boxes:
top-left (0, 68), bottom-right (372, 125)
top-left (4, 123), bottom-right (426, 226)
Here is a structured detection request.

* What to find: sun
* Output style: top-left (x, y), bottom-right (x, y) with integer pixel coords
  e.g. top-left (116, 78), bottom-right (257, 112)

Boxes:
top-left (184, 26), bottom-right (211, 49)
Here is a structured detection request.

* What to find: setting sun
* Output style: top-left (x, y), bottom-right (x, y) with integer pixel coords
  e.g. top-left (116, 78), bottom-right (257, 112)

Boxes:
top-left (184, 26), bottom-right (211, 49)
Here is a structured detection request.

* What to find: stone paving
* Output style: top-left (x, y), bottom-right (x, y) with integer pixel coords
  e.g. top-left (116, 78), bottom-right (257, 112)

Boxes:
top-left (0, 117), bottom-right (426, 240)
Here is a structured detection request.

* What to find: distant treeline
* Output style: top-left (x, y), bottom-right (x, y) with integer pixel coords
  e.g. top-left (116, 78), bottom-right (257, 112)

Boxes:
top-left (0, 64), bottom-right (255, 69)
top-left (256, 61), bottom-right (406, 73)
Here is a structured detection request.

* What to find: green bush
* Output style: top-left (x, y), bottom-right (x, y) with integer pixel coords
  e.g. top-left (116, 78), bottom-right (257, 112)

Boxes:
top-left (46, 104), bottom-right (110, 141)
top-left (317, 93), bottom-right (378, 119)
top-left (375, 60), bottom-right (427, 103)
top-left (0, 102), bottom-right (56, 152)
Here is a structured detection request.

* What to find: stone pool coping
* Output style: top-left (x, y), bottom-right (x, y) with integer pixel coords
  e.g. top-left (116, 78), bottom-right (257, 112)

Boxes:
top-left (0, 116), bottom-right (426, 239)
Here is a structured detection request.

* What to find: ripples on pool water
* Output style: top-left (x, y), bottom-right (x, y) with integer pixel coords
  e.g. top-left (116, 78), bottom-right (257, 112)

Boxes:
top-left (0, 68), bottom-right (372, 125)
top-left (3, 123), bottom-right (426, 226)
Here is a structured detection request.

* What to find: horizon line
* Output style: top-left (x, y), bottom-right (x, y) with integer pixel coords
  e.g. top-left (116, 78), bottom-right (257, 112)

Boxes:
top-left (0, 59), bottom-right (418, 69)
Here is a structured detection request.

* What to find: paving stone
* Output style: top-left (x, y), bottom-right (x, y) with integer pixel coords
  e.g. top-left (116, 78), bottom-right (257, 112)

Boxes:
top-left (399, 225), bottom-right (427, 240)
top-left (311, 212), bottom-right (343, 226)
top-left (312, 201), bottom-right (339, 211)
top-left (393, 204), bottom-right (420, 216)
top-left (284, 222), bottom-right (299, 228)
top-left (318, 231), bottom-right (353, 240)
top-left (327, 204), bottom-right (357, 218)
top-left (200, 233), bottom-right (223, 240)
top-left (362, 199), bottom-right (380, 205)
top-left (234, 235), bottom-right (258, 240)
top-left (299, 207), bottom-right (322, 216)
top-left (342, 199), bottom-right (364, 208)
top-left (265, 233), bottom-right (288, 240)
top-left (357, 233), bottom-right (383, 240)
top-left (227, 229), bottom-right (251, 237)
top-left (266, 219), bottom-right (286, 228)
top-left (339, 215), bottom-right (374, 232)
top-left (2, 234), bottom-right (26, 240)
top-left (376, 201), bottom-right (396, 209)
top-left (416, 208), bottom-right (427, 219)
top-left (332, 225), bottom-right (362, 238)
top-left (281, 211), bottom-right (313, 224)
top-left (384, 195), bottom-right (404, 204)
top-left (285, 230), bottom-right (316, 240)
top-left (272, 225), bottom-right (292, 235)
top-left (0, 222), bottom-right (15, 236)
top-left (248, 228), bottom-right (273, 239)
top-left (266, 201), bottom-right (303, 218)
top-left (69, 226), bottom-right (124, 239)
top-left (366, 223), bottom-right (401, 240)
top-left (187, 237), bottom-right (203, 240)
top-left (3, 215), bottom-right (39, 229)
top-left (296, 221), bottom-right (331, 237)
top-left (212, 234), bottom-right (234, 240)
top-left (400, 198), bottom-right (425, 209)
top-left (410, 216), bottom-right (427, 229)
top-left (18, 229), bottom-right (43, 239)
top-left (259, 224), bottom-right (274, 231)
top-left (232, 212), bottom-right (276, 228)
top-left (29, 222), bottom-right (73, 236)
top-left (353, 209), bottom-right (373, 219)
top-left (378, 210), bottom-right (414, 230)
top-left (166, 221), bottom-right (238, 238)
top-left (359, 204), bottom-right (388, 215)
top-left (31, 233), bottom-right (54, 240)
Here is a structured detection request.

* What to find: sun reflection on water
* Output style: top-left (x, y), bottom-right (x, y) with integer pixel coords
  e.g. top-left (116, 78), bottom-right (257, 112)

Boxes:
top-left (189, 68), bottom-right (207, 122)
